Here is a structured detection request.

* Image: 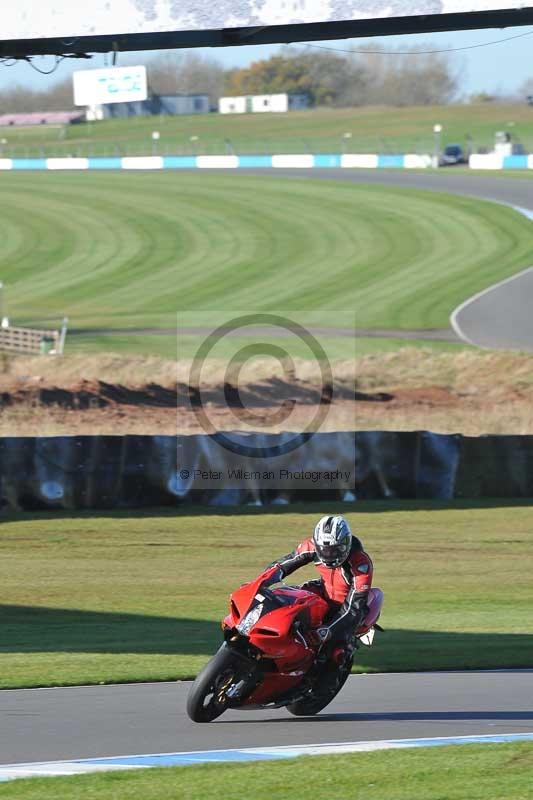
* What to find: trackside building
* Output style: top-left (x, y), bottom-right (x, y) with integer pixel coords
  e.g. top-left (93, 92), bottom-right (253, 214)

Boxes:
top-left (87, 94), bottom-right (210, 120)
top-left (219, 93), bottom-right (309, 114)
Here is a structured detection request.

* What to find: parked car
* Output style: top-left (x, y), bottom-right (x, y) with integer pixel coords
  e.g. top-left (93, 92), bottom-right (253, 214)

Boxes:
top-left (440, 144), bottom-right (467, 166)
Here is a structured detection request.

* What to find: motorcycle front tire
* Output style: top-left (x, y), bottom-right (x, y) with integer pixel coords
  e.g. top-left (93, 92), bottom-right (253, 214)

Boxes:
top-left (186, 644), bottom-right (243, 723)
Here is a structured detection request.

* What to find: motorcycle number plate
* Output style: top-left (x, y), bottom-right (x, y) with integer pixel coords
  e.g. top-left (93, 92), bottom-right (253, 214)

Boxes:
top-left (359, 628), bottom-right (375, 646)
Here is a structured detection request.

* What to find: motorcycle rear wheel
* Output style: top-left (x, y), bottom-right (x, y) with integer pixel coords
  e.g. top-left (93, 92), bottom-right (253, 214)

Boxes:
top-left (287, 658), bottom-right (353, 717)
top-left (186, 645), bottom-right (243, 723)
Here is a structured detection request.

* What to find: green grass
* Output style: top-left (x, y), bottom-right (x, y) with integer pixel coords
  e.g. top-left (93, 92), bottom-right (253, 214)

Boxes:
top-left (1, 172), bottom-right (531, 356)
top-left (3, 103), bottom-right (533, 157)
top-left (0, 502), bottom-right (532, 689)
top-left (353, 337), bottom-right (474, 354)
top-left (2, 743), bottom-right (533, 799)
top-left (66, 332), bottom-right (356, 360)
top-left (68, 331), bottom-right (468, 359)
top-left (67, 334), bottom-right (470, 359)
top-left (458, 168), bottom-right (533, 179)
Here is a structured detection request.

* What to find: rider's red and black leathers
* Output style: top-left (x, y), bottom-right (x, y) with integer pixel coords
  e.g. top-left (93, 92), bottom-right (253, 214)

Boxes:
top-left (268, 536), bottom-right (373, 642)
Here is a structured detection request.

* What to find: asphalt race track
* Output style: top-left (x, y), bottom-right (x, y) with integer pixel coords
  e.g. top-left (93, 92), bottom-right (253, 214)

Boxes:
top-left (253, 169), bottom-right (533, 214)
top-left (451, 267), bottom-right (533, 349)
top-left (2, 671), bottom-right (533, 765)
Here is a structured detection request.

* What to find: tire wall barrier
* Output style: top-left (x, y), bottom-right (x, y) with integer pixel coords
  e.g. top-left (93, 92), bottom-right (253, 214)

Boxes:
top-left (2, 431), bottom-right (533, 511)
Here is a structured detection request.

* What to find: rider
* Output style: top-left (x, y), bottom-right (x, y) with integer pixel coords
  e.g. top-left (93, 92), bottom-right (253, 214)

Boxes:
top-left (267, 515), bottom-right (373, 652)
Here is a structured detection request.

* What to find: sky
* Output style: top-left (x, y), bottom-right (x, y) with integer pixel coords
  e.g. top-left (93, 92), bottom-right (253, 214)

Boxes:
top-left (1, 25), bottom-right (533, 99)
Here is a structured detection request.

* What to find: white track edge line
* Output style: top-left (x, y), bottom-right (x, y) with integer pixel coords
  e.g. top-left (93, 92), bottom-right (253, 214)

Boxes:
top-left (450, 265), bottom-right (533, 348)
top-left (449, 201), bottom-right (533, 348)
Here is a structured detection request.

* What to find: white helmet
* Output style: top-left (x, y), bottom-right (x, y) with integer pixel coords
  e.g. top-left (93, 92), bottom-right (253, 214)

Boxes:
top-left (313, 515), bottom-right (352, 568)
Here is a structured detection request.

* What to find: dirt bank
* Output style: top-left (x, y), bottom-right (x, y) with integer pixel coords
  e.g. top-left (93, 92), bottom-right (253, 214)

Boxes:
top-left (1, 349), bottom-right (532, 436)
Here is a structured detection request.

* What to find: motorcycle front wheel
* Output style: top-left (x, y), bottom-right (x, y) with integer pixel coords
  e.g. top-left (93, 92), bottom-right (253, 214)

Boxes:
top-left (186, 644), bottom-right (243, 723)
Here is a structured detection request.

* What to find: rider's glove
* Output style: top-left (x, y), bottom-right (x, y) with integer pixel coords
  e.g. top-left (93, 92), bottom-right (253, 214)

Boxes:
top-left (262, 565), bottom-right (284, 587)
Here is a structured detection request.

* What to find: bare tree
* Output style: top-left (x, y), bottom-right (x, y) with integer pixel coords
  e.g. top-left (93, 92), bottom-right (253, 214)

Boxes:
top-left (0, 86), bottom-right (45, 113)
top-left (145, 53), bottom-right (183, 95)
top-left (518, 77), bottom-right (533, 104)
top-left (0, 76), bottom-right (74, 113)
top-left (147, 52), bottom-right (225, 106)
top-left (354, 46), bottom-right (459, 106)
top-left (39, 77), bottom-right (74, 110)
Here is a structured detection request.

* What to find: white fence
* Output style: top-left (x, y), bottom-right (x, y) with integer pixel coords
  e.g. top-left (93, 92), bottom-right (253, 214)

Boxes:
top-left (0, 319), bottom-right (67, 355)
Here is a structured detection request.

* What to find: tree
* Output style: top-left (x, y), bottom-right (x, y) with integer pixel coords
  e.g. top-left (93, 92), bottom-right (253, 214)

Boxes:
top-left (518, 77), bottom-right (533, 104)
top-left (224, 49), bottom-right (369, 106)
top-left (147, 52), bottom-right (225, 106)
top-left (354, 47), bottom-right (459, 106)
top-left (0, 77), bottom-right (78, 113)
top-left (224, 46), bottom-right (457, 107)
top-left (0, 86), bottom-right (42, 113)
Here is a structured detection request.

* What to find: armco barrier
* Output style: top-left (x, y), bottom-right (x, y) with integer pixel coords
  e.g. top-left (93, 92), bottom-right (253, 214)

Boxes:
top-left (2, 431), bottom-right (533, 511)
top-left (0, 154), bottom-right (434, 171)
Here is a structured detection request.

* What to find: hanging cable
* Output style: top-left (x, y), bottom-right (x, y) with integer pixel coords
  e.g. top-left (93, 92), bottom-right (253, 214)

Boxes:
top-left (299, 27), bottom-right (533, 56)
top-left (24, 55), bottom-right (66, 74)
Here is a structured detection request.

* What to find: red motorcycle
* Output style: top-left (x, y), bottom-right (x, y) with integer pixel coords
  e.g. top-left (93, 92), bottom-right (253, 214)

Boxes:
top-left (187, 565), bottom-right (384, 722)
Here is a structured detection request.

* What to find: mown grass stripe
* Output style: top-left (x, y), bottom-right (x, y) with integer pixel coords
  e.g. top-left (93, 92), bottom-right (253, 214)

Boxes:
top-left (0, 173), bottom-right (531, 354)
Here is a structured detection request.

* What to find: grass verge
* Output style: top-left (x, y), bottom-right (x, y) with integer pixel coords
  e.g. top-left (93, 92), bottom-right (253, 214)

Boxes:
top-left (0, 173), bottom-right (531, 357)
top-left (1, 502), bottom-right (532, 688)
top-left (1, 742), bottom-right (533, 799)
top-left (3, 103), bottom-right (533, 156)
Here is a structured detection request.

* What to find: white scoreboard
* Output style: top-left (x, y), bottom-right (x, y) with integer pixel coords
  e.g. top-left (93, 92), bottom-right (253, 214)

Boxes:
top-left (73, 66), bottom-right (147, 107)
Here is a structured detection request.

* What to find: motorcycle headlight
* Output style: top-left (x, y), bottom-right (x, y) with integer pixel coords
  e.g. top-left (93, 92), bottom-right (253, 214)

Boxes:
top-left (236, 603), bottom-right (263, 636)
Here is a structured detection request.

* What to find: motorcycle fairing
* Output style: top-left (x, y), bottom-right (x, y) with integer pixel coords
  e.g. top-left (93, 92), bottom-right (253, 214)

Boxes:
top-left (356, 587), bottom-right (384, 636)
